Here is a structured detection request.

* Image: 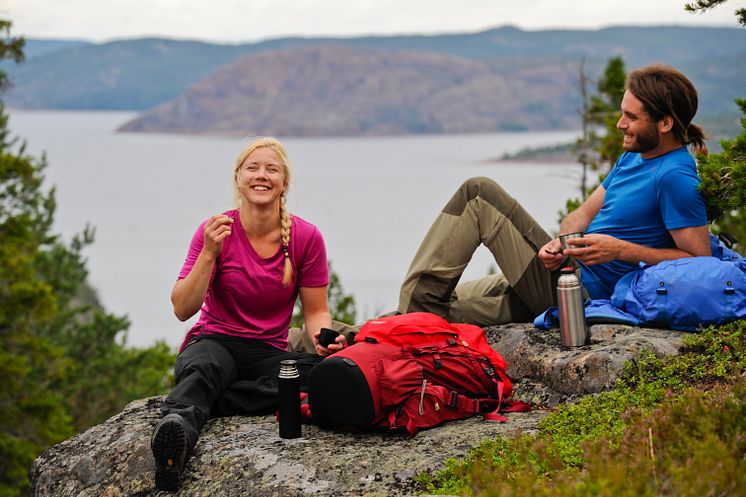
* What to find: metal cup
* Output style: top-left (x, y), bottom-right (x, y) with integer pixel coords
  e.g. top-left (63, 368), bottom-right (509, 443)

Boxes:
top-left (559, 232), bottom-right (584, 253)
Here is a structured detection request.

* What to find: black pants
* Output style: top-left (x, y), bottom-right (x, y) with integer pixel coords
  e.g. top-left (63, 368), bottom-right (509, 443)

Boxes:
top-left (161, 334), bottom-right (323, 451)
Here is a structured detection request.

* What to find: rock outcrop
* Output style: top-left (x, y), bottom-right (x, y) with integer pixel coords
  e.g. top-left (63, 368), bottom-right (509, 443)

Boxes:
top-left (30, 323), bottom-right (687, 497)
top-left (118, 45), bottom-right (579, 137)
top-left (488, 323), bottom-right (685, 406)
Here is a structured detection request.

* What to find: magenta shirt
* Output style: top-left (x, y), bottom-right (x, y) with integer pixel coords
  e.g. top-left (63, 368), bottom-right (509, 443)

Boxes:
top-left (177, 210), bottom-right (329, 352)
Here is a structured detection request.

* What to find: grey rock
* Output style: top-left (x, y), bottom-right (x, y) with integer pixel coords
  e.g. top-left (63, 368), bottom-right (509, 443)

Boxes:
top-left (31, 324), bottom-right (687, 497)
top-left (31, 397), bottom-right (547, 497)
top-left (486, 323), bottom-right (686, 406)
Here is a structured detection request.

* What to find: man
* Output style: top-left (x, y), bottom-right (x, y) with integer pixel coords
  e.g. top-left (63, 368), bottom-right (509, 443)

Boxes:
top-left (397, 64), bottom-right (711, 325)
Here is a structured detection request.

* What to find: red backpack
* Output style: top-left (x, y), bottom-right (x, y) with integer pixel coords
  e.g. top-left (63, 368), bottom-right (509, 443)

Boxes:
top-left (306, 312), bottom-right (529, 436)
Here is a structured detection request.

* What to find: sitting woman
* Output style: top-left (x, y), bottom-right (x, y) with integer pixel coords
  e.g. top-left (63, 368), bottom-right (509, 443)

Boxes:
top-left (151, 137), bottom-right (342, 491)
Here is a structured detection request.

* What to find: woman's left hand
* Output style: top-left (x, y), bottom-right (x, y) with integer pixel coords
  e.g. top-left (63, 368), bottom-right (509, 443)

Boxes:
top-left (314, 332), bottom-right (345, 357)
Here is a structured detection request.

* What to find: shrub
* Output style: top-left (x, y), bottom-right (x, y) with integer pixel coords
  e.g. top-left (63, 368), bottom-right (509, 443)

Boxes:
top-left (417, 320), bottom-right (746, 496)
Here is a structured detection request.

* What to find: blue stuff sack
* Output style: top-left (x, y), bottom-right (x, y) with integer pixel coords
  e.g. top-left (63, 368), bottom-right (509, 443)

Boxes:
top-left (533, 300), bottom-right (640, 330)
top-left (535, 234), bottom-right (746, 332)
top-left (610, 255), bottom-right (746, 331)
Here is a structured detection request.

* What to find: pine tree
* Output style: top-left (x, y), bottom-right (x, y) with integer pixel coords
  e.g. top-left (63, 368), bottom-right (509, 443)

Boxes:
top-left (292, 261), bottom-right (358, 327)
top-left (0, 20), bottom-right (174, 496)
top-left (697, 98), bottom-right (746, 253)
top-left (685, 0), bottom-right (746, 26)
top-left (563, 57), bottom-right (626, 222)
top-left (685, 0), bottom-right (746, 253)
top-left (0, 24), bottom-right (75, 495)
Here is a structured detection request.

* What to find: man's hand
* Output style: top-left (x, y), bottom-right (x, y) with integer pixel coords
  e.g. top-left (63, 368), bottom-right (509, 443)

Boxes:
top-left (564, 227), bottom-right (711, 267)
top-left (563, 234), bottom-right (623, 265)
top-left (538, 238), bottom-right (567, 271)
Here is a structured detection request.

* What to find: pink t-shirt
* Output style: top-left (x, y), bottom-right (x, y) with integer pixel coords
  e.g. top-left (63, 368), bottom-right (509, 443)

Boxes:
top-left (177, 210), bottom-right (329, 352)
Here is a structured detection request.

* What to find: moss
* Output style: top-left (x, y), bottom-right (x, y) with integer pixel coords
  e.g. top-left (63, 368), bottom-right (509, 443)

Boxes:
top-left (418, 320), bottom-right (746, 496)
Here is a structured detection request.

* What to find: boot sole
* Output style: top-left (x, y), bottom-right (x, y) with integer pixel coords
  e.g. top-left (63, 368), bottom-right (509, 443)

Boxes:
top-left (152, 418), bottom-right (187, 491)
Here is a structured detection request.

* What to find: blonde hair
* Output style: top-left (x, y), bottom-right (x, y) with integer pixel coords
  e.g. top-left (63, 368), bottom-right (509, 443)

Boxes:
top-left (233, 137), bottom-right (294, 287)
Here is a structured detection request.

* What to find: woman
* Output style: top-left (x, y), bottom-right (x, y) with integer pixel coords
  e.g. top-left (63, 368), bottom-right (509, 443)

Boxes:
top-left (151, 137), bottom-right (342, 492)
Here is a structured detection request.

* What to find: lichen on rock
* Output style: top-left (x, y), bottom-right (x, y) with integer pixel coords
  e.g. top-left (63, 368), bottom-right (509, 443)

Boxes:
top-left (30, 323), bottom-right (686, 497)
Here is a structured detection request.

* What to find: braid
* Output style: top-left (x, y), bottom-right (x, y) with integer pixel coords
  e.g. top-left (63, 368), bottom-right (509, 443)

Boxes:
top-left (279, 194), bottom-right (293, 287)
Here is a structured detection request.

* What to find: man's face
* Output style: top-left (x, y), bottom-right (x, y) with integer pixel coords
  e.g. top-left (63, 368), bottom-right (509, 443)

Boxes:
top-left (617, 90), bottom-right (660, 155)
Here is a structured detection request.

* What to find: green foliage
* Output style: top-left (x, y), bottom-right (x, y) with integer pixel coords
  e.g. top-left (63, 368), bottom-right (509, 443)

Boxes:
top-left (0, 20), bottom-right (24, 93)
top-left (326, 261), bottom-right (357, 325)
top-left (51, 308), bottom-right (174, 431)
top-left (292, 260), bottom-right (358, 327)
top-left (499, 142), bottom-right (573, 162)
top-left (712, 208), bottom-right (746, 255)
top-left (417, 320), bottom-right (746, 496)
top-left (573, 56), bottom-right (626, 177)
top-left (697, 98), bottom-right (746, 252)
top-left (685, 0), bottom-right (746, 26)
top-left (587, 56), bottom-right (626, 171)
top-left (563, 57), bottom-right (626, 222)
top-left (688, 1), bottom-right (746, 251)
top-left (0, 21), bottom-right (174, 496)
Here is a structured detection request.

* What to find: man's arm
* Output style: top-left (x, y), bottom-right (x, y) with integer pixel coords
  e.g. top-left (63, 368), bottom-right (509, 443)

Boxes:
top-left (559, 185), bottom-right (606, 235)
top-left (566, 225), bottom-right (711, 265)
top-left (538, 185), bottom-right (607, 270)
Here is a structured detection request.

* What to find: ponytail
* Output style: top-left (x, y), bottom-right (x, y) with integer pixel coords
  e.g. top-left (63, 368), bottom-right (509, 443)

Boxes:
top-left (686, 123), bottom-right (707, 152)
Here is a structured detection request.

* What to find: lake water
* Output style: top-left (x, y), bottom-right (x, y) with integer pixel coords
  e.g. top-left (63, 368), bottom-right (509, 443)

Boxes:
top-left (7, 110), bottom-right (581, 349)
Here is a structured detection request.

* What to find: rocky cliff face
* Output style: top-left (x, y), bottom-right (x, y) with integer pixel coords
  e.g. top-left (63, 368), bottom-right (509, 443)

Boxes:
top-left (118, 45), bottom-right (578, 137)
top-left (30, 323), bottom-right (686, 497)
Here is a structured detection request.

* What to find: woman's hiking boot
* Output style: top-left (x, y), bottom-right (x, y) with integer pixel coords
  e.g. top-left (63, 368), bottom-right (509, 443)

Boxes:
top-left (151, 413), bottom-right (188, 491)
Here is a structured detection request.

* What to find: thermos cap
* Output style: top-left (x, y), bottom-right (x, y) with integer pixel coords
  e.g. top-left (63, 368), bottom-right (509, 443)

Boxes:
top-left (279, 359), bottom-right (299, 379)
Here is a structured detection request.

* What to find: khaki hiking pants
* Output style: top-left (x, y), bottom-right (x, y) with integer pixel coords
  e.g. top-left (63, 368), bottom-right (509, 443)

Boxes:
top-left (288, 176), bottom-right (558, 354)
top-left (398, 176), bottom-right (557, 326)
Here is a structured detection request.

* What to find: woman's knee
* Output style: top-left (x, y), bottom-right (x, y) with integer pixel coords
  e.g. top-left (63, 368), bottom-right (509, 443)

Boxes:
top-left (175, 339), bottom-right (235, 384)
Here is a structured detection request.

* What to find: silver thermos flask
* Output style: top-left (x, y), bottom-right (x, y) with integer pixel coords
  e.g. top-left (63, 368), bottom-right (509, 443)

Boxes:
top-left (278, 359), bottom-right (302, 439)
top-left (556, 267), bottom-right (589, 347)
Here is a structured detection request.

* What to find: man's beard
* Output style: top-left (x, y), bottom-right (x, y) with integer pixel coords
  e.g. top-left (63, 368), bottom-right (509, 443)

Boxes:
top-left (622, 121), bottom-right (660, 154)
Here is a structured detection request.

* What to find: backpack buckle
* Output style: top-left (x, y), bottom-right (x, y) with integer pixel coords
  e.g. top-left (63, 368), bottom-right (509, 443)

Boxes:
top-left (718, 232), bottom-right (738, 249)
top-left (448, 392), bottom-right (459, 409)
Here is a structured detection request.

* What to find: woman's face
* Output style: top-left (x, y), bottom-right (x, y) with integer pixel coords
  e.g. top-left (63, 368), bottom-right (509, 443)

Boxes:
top-left (235, 146), bottom-right (287, 208)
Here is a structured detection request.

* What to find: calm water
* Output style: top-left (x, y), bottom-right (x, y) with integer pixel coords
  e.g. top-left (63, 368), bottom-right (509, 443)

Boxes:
top-left (8, 110), bottom-right (581, 349)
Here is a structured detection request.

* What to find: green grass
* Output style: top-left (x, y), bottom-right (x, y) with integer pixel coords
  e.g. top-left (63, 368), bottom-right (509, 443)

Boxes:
top-left (416, 320), bottom-right (746, 496)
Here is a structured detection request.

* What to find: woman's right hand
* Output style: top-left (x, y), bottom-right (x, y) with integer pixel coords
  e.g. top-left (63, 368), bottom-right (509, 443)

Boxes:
top-left (203, 215), bottom-right (234, 257)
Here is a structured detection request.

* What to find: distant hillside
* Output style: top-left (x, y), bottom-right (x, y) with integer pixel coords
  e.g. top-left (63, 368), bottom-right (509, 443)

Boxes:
top-left (22, 39), bottom-right (91, 59)
top-left (5, 26), bottom-right (745, 135)
top-left (5, 38), bottom-right (254, 109)
top-left (119, 45), bottom-right (579, 135)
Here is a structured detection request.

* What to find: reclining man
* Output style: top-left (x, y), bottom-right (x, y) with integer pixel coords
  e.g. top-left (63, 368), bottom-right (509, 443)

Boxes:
top-left (396, 64), bottom-right (711, 326)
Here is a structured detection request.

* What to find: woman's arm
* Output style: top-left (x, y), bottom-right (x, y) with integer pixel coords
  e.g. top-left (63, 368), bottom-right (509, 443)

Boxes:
top-left (171, 215), bottom-right (234, 321)
top-left (298, 285), bottom-right (336, 356)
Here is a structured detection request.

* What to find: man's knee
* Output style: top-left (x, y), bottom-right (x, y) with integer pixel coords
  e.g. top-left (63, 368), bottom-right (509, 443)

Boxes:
top-left (444, 176), bottom-right (514, 216)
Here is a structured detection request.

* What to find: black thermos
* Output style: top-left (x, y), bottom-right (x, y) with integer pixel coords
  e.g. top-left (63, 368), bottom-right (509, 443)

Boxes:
top-left (278, 359), bottom-right (302, 439)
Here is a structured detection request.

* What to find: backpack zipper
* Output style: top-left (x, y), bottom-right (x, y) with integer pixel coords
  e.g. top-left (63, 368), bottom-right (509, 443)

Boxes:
top-left (419, 378), bottom-right (427, 415)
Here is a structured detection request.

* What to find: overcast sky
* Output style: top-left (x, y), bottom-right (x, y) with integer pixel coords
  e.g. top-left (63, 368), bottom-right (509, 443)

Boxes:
top-left (1, 0), bottom-right (743, 43)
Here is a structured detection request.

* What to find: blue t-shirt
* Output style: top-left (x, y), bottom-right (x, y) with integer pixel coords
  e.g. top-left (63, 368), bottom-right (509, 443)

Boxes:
top-left (580, 147), bottom-right (707, 299)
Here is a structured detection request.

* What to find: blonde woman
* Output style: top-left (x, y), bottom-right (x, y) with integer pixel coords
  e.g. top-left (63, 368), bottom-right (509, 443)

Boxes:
top-left (151, 137), bottom-right (341, 491)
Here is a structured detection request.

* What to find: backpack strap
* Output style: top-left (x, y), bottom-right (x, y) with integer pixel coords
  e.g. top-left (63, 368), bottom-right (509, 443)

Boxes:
top-left (433, 378), bottom-right (531, 423)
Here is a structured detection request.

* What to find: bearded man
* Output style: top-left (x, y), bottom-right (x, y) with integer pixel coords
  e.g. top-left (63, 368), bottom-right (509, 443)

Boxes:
top-left (397, 64), bottom-right (711, 325)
